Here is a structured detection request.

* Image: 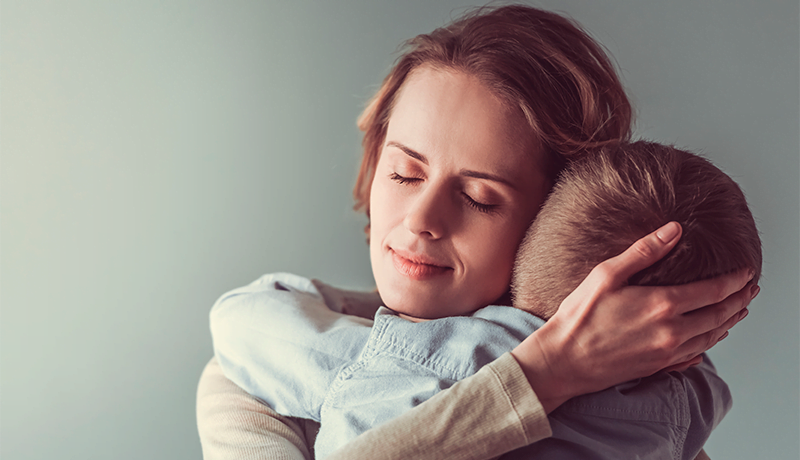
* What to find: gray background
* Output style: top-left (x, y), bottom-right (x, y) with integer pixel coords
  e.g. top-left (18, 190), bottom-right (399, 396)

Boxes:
top-left (1, 1), bottom-right (797, 459)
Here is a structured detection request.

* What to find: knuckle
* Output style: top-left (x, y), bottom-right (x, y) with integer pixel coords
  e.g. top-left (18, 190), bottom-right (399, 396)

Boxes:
top-left (589, 262), bottom-right (618, 289)
top-left (704, 330), bottom-right (718, 351)
top-left (651, 292), bottom-right (676, 320)
top-left (591, 262), bottom-right (613, 280)
top-left (710, 281), bottom-right (730, 304)
top-left (662, 334), bottom-right (682, 352)
top-left (713, 306), bottom-right (730, 328)
top-left (632, 238), bottom-right (658, 260)
top-left (654, 329), bottom-right (681, 354)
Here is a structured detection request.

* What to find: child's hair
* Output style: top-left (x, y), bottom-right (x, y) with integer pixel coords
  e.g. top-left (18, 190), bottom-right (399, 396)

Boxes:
top-left (352, 4), bottom-right (633, 219)
top-left (512, 141), bottom-right (762, 320)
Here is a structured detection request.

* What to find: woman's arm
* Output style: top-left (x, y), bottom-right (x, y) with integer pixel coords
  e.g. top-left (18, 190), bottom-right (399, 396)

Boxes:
top-left (197, 354), bottom-right (718, 460)
top-left (197, 223), bottom-right (754, 459)
top-left (512, 222), bottom-right (754, 413)
top-left (326, 352), bottom-right (549, 460)
top-left (333, 223), bottom-right (752, 459)
top-left (196, 357), bottom-right (317, 460)
top-left (198, 352), bottom-right (717, 460)
top-left (197, 351), bottom-right (551, 460)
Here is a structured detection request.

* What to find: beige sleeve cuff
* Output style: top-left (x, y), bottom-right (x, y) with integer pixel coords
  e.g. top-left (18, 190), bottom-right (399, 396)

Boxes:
top-left (491, 352), bottom-right (553, 445)
top-left (327, 352), bottom-right (552, 460)
top-left (196, 357), bottom-right (317, 460)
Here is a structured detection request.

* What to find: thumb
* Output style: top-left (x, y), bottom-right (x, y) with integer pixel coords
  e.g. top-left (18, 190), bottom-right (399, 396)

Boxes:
top-left (603, 221), bottom-right (682, 285)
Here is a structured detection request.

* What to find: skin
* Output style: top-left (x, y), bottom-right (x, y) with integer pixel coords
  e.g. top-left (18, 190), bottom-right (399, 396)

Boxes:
top-left (513, 222), bottom-right (757, 413)
top-left (365, 65), bottom-right (757, 413)
top-left (368, 66), bottom-right (550, 321)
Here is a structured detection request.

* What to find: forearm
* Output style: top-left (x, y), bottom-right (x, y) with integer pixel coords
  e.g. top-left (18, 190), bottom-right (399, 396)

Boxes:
top-left (327, 353), bottom-right (551, 460)
top-left (197, 355), bottom-right (715, 460)
top-left (196, 357), bottom-right (316, 460)
top-left (210, 273), bottom-right (372, 420)
top-left (510, 225), bottom-right (754, 414)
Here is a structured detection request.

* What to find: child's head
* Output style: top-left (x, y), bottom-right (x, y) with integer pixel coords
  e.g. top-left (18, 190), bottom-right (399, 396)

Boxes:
top-left (512, 141), bottom-right (762, 320)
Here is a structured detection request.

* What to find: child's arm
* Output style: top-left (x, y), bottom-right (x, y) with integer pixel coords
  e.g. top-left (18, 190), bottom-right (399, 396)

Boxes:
top-left (197, 349), bottom-right (717, 460)
top-left (196, 356), bottom-right (316, 460)
top-left (327, 355), bottom-right (725, 460)
top-left (326, 352), bottom-right (552, 460)
top-left (210, 272), bottom-right (373, 422)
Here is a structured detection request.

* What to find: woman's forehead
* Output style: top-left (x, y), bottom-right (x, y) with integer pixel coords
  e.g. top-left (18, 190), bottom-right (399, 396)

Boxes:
top-left (385, 67), bottom-right (538, 176)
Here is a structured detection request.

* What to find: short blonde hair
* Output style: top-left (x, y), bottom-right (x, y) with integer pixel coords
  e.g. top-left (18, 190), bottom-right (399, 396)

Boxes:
top-left (512, 141), bottom-right (762, 320)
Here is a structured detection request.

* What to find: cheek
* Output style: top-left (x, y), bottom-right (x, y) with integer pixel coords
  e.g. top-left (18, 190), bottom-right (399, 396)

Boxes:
top-left (368, 176), bottom-right (401, 269)
top-left (368, 178), bottom-right (393, 238)
top-left (461, 222), bottom-right (523, 298)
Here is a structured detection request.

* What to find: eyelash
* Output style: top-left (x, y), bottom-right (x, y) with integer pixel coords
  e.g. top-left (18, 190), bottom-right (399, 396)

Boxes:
top-left (389, 172), bottom-right (421, 185)
top-left (462, 193), bottom-right (498, 214)
top-left (389, 172), bottom-right (498, 215)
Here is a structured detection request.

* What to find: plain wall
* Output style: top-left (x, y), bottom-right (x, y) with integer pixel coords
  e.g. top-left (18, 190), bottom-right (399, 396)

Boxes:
top-left (1, 1), bottom-right (797, 459)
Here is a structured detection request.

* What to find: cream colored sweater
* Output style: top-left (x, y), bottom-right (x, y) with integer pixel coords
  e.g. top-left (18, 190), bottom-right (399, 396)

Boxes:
top-left (197, 353), bottom-right (551, 459)
top-left (196, 354), bottom-right (712, 460)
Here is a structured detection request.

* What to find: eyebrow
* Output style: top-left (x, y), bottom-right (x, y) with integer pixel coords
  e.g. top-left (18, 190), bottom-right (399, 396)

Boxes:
top-left (386, 141), bottom-right (428, 165)
top-left (385, 141), bottom-right (517, 190)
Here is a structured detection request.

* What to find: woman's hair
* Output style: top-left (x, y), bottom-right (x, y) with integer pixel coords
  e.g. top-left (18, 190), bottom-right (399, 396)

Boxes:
top-left (353, 4), bottom-right (633, 217)
top-left (512, 141), bottom-right (762, 320)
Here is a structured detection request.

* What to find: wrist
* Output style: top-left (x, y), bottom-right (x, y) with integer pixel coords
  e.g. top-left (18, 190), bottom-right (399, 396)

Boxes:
top-left (510, 324), bottom-right (575, 414)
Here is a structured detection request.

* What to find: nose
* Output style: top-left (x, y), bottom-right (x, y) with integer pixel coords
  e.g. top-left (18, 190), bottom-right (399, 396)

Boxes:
top-left (403, 182), bottom-right (450, 239)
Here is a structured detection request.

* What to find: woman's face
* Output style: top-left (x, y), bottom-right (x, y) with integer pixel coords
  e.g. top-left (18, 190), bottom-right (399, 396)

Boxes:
top-left (369, 66), bottom-right (550, 320)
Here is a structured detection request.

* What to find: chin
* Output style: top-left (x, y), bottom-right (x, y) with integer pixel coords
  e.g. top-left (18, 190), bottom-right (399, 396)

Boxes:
top-left (382, 292), bottom-right (444, 320)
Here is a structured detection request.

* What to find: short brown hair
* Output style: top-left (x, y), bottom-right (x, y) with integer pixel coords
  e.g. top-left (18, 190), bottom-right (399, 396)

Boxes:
top-left (353, 4), bottom-right (633, 217)
top-left (512, 141), bottom-right (762, 320)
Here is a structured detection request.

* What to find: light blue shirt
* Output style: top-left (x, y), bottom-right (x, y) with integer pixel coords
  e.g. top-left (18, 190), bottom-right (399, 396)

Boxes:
top-left (212, 273), bottom-right (731, 459)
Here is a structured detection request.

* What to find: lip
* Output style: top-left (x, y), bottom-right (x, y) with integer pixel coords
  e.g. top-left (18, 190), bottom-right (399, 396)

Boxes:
top-left (390, 248), bottom-right (452, 280)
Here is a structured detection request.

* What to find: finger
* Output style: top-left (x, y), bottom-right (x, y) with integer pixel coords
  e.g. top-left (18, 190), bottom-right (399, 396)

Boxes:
top-left (677, 282), bottom-right (754, 341)
top-left (601, 222), bottom-right (682, 285)
top-left (669, 269), bottom-right (755, 314)
top-left (673, 300), bottom-right (750, 362)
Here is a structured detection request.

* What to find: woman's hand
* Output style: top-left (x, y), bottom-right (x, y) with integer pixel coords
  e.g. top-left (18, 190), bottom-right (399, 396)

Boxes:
top-left (511, 221), bottom-right (757, 413)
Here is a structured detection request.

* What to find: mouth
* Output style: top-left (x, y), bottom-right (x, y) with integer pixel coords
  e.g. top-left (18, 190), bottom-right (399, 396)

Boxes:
top-left (390, 248), bottom-right (452, 280)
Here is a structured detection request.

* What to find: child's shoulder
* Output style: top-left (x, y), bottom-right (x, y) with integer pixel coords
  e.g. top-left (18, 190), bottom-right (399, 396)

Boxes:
top-left (539, 356), bottom-right (731, 459)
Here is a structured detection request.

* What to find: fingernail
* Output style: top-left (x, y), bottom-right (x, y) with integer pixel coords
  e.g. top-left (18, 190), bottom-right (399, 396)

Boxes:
top-left (750, 285), bottom-right (760, 300)
top-left (717, 331), bottom-right (729, 342)
top-left (739, 308), bottom-right (749, 321)
top-left (656, 222), bottom-right (680, 244)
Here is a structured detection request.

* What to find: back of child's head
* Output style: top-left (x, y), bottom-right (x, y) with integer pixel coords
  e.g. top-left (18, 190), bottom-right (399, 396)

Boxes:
top-left (512, 141), bottom-right (762, 320)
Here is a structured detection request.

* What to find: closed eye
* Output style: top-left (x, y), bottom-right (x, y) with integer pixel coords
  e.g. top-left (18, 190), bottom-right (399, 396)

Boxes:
top-left (462, 193), bottom-right (498, 214)
top-left (389, 172), bottom-right (422, 185)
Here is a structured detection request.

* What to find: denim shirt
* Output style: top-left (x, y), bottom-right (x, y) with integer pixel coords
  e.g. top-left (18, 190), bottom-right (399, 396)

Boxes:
top-left (211, 273), bottom-right (731, 460)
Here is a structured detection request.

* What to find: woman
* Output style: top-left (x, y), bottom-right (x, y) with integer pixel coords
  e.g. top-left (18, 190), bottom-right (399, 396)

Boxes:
top-left (197, 5), bottom-right (756, 459)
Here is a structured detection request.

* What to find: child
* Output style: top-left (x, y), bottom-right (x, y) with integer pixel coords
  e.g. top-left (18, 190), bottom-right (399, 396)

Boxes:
top-left (507, 140), bottom-right (762, 457)
top-left (211, 141), bottom-right (760, 459)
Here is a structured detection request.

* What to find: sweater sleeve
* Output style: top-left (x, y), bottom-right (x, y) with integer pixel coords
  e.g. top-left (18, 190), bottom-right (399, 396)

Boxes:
top-left (325, 352), bottom-right (552, 460)
top-left (196, 353), bottom-right (549, 460)
top-left (210, 273), bottom-right (372, 421)
top-left (196, 356), bottom-right (317, 460)
top-left (197, 353), bottom-right (715, 460)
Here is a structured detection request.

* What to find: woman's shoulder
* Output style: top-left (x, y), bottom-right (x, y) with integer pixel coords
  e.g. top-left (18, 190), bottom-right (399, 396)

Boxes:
top-left (219, 272), bottom-right (382, 318)
top-left (310, 278), bottom-right (382, 318)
